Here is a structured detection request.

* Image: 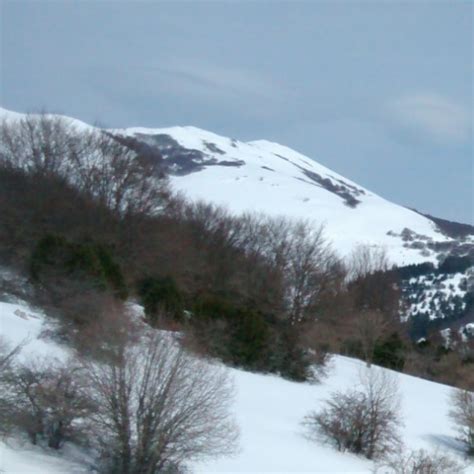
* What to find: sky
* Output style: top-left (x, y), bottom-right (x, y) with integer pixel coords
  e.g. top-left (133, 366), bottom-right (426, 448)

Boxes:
top-left (1, 0), bottom-right (472, 223)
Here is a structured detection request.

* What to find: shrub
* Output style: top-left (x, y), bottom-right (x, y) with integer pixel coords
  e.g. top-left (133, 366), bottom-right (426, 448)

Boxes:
top-left (81, 329), bottom-right (238, 473)
top-left (373, 332), bottom-right (405, 371)
top-left (227, 308), bottom-right (268, 368)
top-left (265, 321), bottom-right (314, 382)
top-left (0, 358), bottom-right (92, 448)
top-left (30, 235), bottom-right (127, 299)
top-left (191, 294), bottom-right (269, 370)
top-left (137, 275), bottom-right (184, 324)
top-left (303, 368), bottom-right (401, 459)
top-left (190, 294), bottom-right (314, 380)
top-left (376, 447), bottom-right (466, 473)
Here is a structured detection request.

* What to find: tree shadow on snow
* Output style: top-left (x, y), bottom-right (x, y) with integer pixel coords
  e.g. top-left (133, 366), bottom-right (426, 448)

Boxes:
top-left (422, 433), bottom-right (467, 456)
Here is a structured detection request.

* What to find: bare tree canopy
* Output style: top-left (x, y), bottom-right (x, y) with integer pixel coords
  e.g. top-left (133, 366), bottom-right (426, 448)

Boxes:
top-left (81, 330), bottom-right (239, 473)
top-left (0, 114), bottom-right (168, 217)
top-left (376, 447), bottom-right (466, 474)
top-left (0, 357), bottom-right (91, 448)
top-left (304, 367), bottom-right (402, 460)
top-left (449, 387), bottom-right (474, 455)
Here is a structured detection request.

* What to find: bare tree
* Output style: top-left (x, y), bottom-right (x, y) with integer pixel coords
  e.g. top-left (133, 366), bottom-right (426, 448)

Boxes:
top-left (347, 244), bottom-right (399, 314)
top-left (348, 244), bottom-right (390, 280)
top-left (0, 336), bottom-right (22, 372)
top-left (1, 358), bottom-right (91, 448)
top-left (81, 329), bottom-right (238, 473)
top-left (0, 113), bottom-right (78, 176)
top-left (284, 221), bottom-right (337, 323)
top-left (304, 367), bottom-right (402, 460)
top-left (75, 131), bottom-right (167, 217)
top-left (449, 387), bottom-right (474, 455)
top-left (0, 114), bottom-right (168, 219)
top-left (356, 309), bottom-right (390, 368)
top-left (239, 215), bottom-right (339, 323)
top-left (345, 245), bottom-right (401, 366)
top-left (0, 337), bottom-right (23, 437)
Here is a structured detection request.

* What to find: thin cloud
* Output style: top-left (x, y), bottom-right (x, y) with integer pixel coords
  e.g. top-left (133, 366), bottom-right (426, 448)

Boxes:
top-left (385, 93), bottom-right (471, 145)
top-left (151, 59), bottom-right (293, 105)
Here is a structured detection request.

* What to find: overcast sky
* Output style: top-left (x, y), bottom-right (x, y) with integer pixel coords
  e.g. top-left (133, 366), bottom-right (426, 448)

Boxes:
top-left (1, 1), bottom-right (472, 223)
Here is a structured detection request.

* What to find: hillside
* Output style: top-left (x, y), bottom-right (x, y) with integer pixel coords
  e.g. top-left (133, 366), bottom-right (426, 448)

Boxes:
top-left (113, 125), bottom-right (471, 267)
top-left (1, 107), bottom-right (472, 267)
top-left (1, 106), bottom-right (472, 340)
top-left (0, 298), bottom-right (472, 473)
top-left (0, 108), bottom-right (473, 471)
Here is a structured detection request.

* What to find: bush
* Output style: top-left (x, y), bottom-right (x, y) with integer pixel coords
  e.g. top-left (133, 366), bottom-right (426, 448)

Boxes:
top-left (81, 328), bottom-right (238, 473)
top-left (373, 332), bottom-right (405, 371)
top-left (191, 294), bottom-right (269, 371)
top-left (265, 321), bottom-right (314, 382)
top-left (137, 275), bottom-right (184, 324)
top-left (376, 447), bottom-right (466, 473)
top-left (0, 358), bottom-right (91, 448)
top-left (303, 368), bottom-right (401, 459)
top-left (30, 235), bottom-right (127, 299)
top-left (190, 294), bottom-right (314, 380)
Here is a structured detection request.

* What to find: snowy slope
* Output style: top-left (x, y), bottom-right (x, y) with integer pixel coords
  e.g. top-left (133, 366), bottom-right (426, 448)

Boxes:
top-left (194, 357), bottom-right (472, 473)
top-left (0, 301), bottom-right (68, 361)
top-left (1, 299), bottom-right (473, 473)
top-left (0, 301), bottom-right (89, 473)
top-left (1, 441), bottom-right (89, 474)
top-left (113, 126), bottom-right (461, 266)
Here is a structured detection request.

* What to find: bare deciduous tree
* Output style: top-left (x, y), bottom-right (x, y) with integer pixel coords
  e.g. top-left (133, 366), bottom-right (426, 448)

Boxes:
top-left (304, 367), bottom-right (402, 460)
top-left (0, 336), bottom-right (22, 372)
top-left (356, 309), bottom-right (390, 368)
top-left (236, 215), bottom-right (339, 323)
top-left (449, 387), bottom-right (474, 455)
top-left (347, 244), bottom-right (399, 315)
top-left (345, 245), bottom-right (401, 366)
top-left (284, 221), bottom-right (336, 323)
top-left (76, 131), bottom-right (167, 216)
top-left (1, 358), bottom-right (91, 448)
top-left (81, 329), bottom-right (238, 473)
top-left (0, 114), bottom-right (168, 219)
top-left (0, 337), bottom-right (23, 437)
top-left (348, 244), bottom-right (390, 281)
top-left (0, 114), bottom-right (78, 176)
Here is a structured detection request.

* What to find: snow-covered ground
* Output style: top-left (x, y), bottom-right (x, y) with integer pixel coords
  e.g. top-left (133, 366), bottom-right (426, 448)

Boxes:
top-left (1, 441), bottom-right (89, 474)
top-left (1, 299), bottom-right (473, 473)
top-left (193, 357), bottom-right (472, 473)
top-left (0, 301), bottom-right (68, 361)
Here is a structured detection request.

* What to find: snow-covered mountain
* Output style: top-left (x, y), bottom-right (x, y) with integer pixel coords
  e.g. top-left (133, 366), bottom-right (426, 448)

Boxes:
top-left (113, 124), bottom-right (473, 267)
top-left (1, 106), bottom-right (472, 266)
